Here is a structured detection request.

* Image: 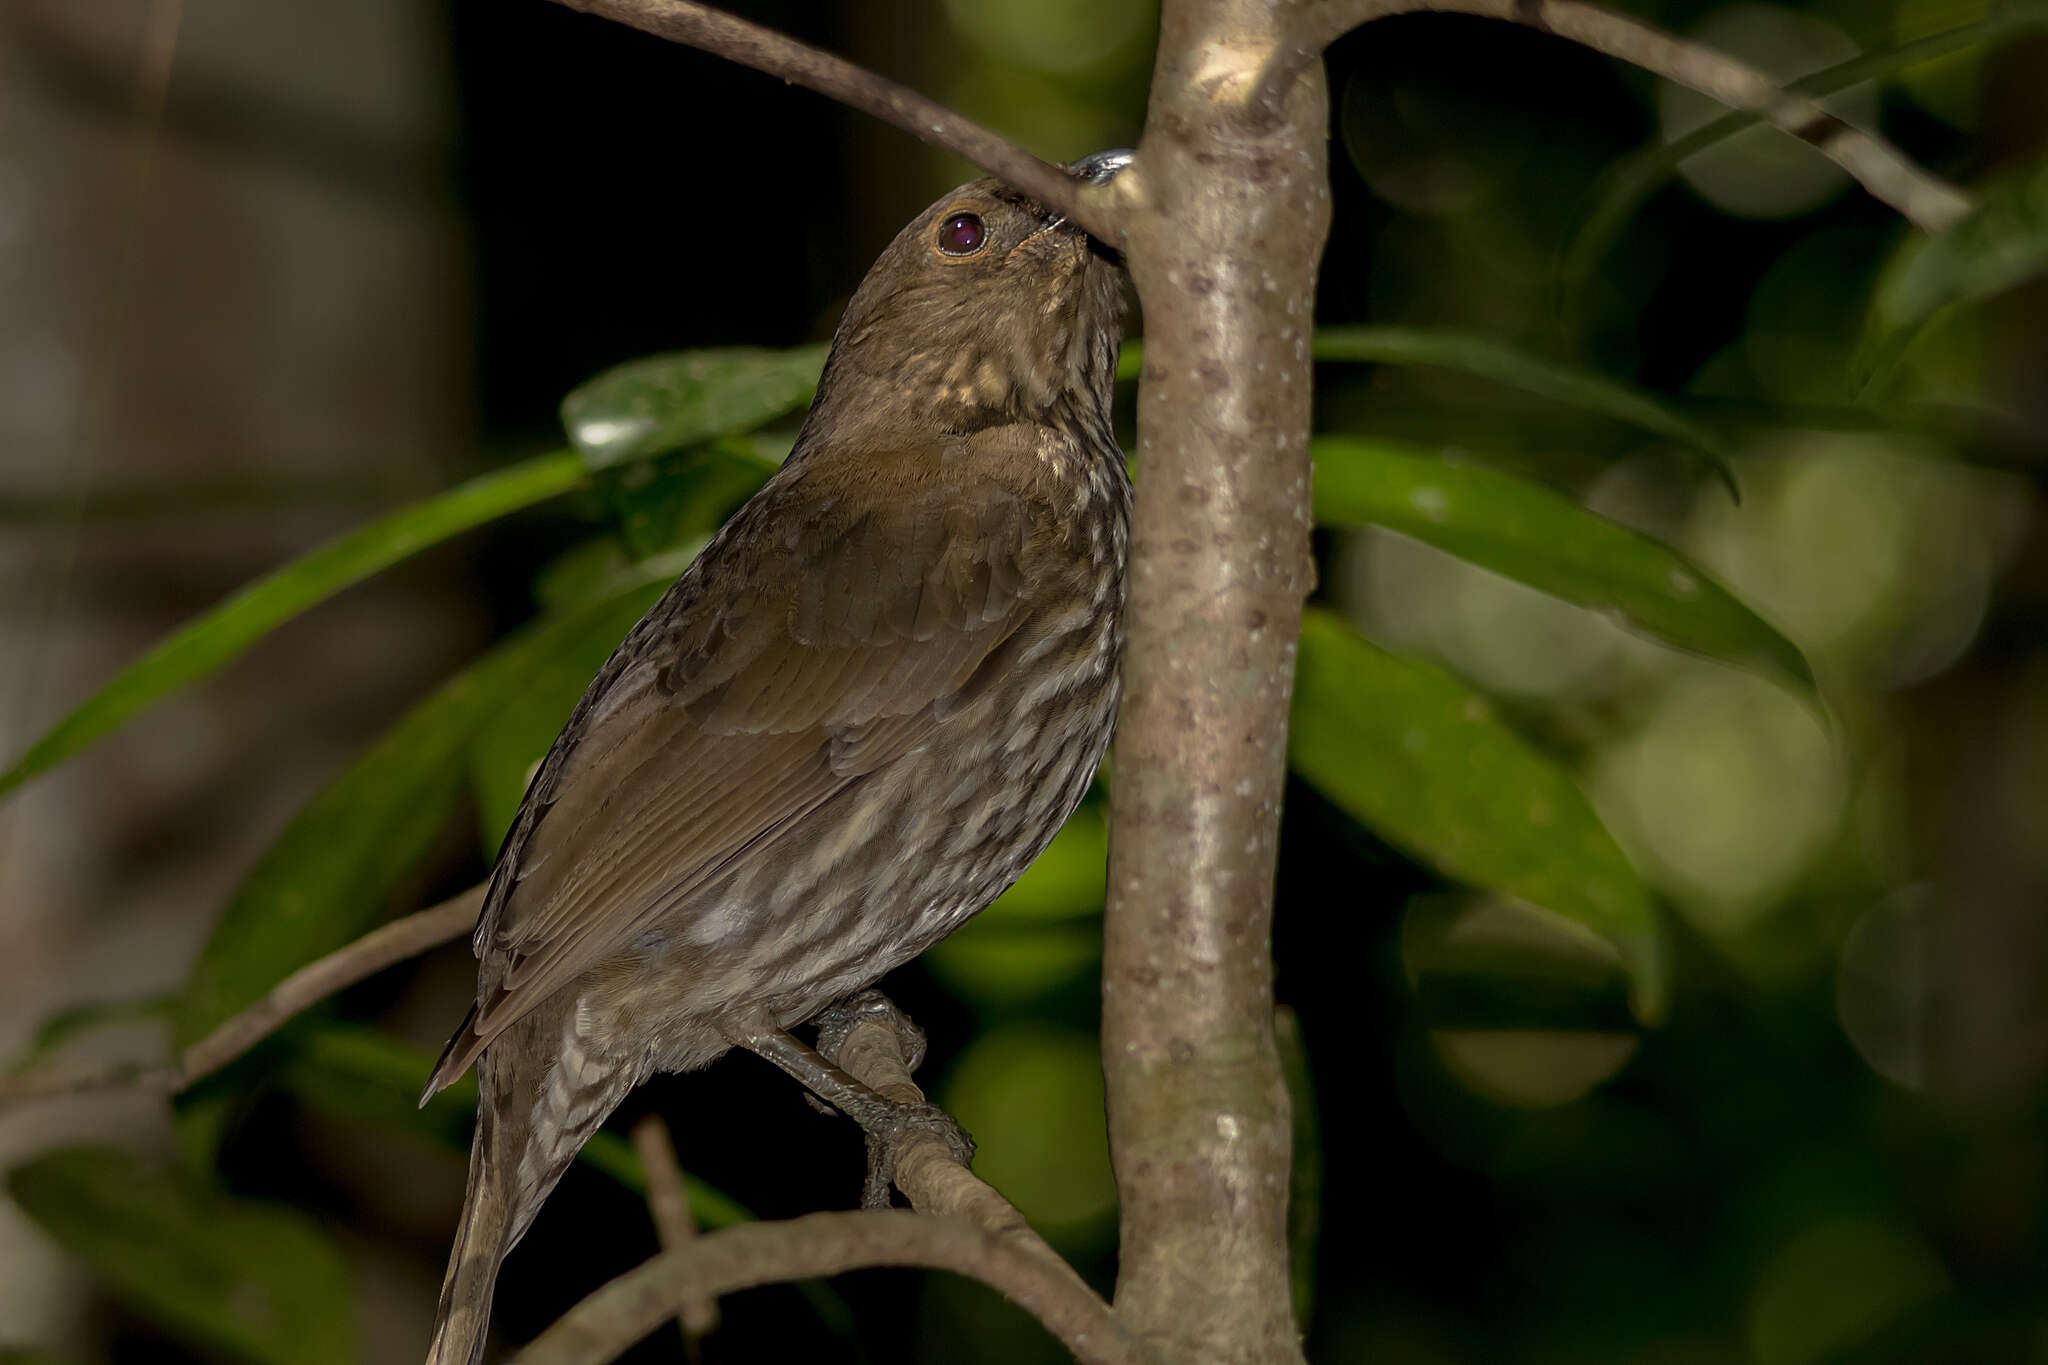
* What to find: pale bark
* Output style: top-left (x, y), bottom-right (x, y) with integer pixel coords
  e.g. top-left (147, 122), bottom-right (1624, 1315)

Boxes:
top-left (1097, 1), bottom-right (1328, 1360)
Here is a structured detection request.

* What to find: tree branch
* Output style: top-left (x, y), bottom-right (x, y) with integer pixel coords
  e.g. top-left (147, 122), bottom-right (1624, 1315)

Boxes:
top-left (514, 1005), bottom-right (1149, 1365)
top-left (541, 0), bottom-right (1126, 246)
top-left (827, 1008), bottom-right (1077, 1253)
top-left (1257, 0), bottom-right (1974, 232)
top-left (630, 1115), bottom-right (719, 1355)
top-left (0, 883), bottom-right (483, 1111)
top-left (507, 1209), bottom-right (1146, 1365)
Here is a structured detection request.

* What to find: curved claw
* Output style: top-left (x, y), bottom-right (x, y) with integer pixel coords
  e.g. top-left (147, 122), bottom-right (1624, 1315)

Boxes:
top-left (815, 988), bottom-right (928, 1073)
top-left (861, 1100), bottom-right (977, 1209)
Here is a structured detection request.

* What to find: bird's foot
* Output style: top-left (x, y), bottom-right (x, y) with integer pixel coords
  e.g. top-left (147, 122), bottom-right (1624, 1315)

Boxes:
top-left (813, 990), bottom-right (969, 1206)
top-left (814, 988), bottom-right (927, 1073)
top-left (856, 1100), bottom-right (976, 1210)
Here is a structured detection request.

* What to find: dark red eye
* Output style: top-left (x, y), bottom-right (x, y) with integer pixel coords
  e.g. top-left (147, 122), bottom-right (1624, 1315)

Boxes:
top-left (937, 212), bottom-right (986, 256)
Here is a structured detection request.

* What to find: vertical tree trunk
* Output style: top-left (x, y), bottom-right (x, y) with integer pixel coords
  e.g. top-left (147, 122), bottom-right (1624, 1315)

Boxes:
top-left (1100, 0), bottom-right (1329, 1360)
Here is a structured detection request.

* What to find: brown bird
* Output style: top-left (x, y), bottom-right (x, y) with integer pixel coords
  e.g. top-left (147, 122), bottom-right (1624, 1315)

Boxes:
top-left (419, 149), bottom-right (1132, 1365)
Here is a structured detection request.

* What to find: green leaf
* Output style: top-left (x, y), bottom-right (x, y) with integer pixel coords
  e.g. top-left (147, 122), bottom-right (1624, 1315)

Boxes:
top-left (562, 346), bottom-right (828, 469)
top-left (1119, 331), bottom-right (1737, 493)
top-left (7, 1146), bottom-right (359, 1365)
top-left (469, 537), bottom-right (709, 853)
top-left (1313, 328), bottom-right (1740, 492)
top-left (1557, 4), bottom-right (2048, 326)
top-left (174, 576), bottom-right (671, 1053)
top-left (1311, 437), bottom-right (1814, 692)
top-left (597, 442), bottom-right (780, 561)
top-left (1863, 155), bottom-right (2048, 391)
top-left (0, 452), bottom-right (586, 801)
top-left (1290, 610), bottom-right (1665, 1021)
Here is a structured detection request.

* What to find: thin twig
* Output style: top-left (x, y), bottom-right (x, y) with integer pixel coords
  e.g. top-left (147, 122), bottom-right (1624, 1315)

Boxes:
top-left (629, 1115), bottom-right (720, 1356)
top-left (0, 883), bottom-right (484, 1111)
top-left (542, 0), bottom-right (1126, 246)
top-left (1256, 0), bottom-right (1974, 232)
top-left (506, 1209), bottom-right (1147, 1365)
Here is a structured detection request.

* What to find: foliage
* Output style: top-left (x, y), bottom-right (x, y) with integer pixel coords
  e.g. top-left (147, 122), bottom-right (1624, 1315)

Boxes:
top-left (7, 1149), bottom-right (358, 1365)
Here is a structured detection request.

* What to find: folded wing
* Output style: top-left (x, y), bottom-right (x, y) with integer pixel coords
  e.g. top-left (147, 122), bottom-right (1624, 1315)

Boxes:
top-left (424, 447), bottom-right (1072, 1091)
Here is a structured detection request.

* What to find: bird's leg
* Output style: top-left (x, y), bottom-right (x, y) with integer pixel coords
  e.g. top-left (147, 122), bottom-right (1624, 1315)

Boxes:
top-left (814, 988), bottom-right (927, 1074)
top-left (724, 996), bottom-right (973, 1209)
top-left (814, 990), bottom-right (975, 1208)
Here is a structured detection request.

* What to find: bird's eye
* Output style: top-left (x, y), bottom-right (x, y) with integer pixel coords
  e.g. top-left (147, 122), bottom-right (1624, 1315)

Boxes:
top-left (936, 212), bottom-right (986, 256)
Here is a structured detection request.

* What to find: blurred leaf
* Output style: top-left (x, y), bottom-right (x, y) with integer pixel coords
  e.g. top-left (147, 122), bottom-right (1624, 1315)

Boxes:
top-left (1312, 329), bottom-right (1740, 493)
top-left (1290, 610), bottom-right (1665, 1021)
top-left (470, 537), bottom-right (707, 852)
top-left (924, 921), bottom-right (1104, 1009)
top-left (984, 803), bottom-right (1107, 923)
top-left (1119, 332), bottom-right (1736, 492)
top-left (174, 576), bottom-right (671, 1054)
top-left (8, 994), bottom-right (171, 1073)
top-left (272, 1025), bottom-right (754, 1228)
top-left (1749, 1218), bottom-right (1949, 1365)
top-left (467, 582), bottom-right (670, 855)
top-left (1863, 155), bottom-right (2048, 390)
top-left (562, 345), bottom-right (826, 469)
top-left (1311, 437), bottom-right (1814, 692)
top-left (7, 1147), bottom-right (358, 1365)
top-left (1275, 1006), bottom-right (1321, 1335)
top-left (1559, 4), bottom-right (2048, 324)
top-left (598, 442), bottom-right (779, 561)
top-left (0, 453), bottom-right (585, 801)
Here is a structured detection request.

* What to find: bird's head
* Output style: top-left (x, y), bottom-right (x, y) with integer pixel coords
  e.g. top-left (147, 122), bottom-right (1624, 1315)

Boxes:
top-left (808, 151), bottom-right (1131, 444)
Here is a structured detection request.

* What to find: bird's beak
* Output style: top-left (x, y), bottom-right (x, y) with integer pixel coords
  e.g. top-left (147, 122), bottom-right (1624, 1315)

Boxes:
top-left (1033, 149), bottom-right (1133, 252)
top-left (1069, 149), bottom-right (1134, 186)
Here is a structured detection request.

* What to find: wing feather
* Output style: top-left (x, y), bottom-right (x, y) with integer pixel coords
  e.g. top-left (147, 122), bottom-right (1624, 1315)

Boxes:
top-left (452, 439), bottom-right (1074, 1055)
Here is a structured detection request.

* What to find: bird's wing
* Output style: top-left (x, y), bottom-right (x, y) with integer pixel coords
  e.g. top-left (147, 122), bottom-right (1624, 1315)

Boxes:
top-left (443, 443), bottom-right (1078, 1072)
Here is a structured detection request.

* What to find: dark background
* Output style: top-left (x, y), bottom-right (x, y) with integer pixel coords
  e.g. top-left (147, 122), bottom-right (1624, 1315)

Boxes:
top-left (2, 1), bottom-right (2044, 1362)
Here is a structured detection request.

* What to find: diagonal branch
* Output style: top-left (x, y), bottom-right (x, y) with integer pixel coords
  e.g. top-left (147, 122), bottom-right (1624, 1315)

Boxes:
top-left (0, 883), bottom-right (483, 1111)
top-left (1256, 0), bottom-right (1974, 232)
top-left (542, 0), bottom-right (1126, 245)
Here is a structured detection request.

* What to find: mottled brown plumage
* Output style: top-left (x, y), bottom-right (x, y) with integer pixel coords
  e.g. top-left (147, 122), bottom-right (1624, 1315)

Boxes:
top-left (420, 152), bottom-right (1131, 1365)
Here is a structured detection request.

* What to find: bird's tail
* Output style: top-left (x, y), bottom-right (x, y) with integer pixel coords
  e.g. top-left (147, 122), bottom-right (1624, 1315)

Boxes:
top-left (423, 1005), bottom-right (636, 1365)
top-left (425, 1107), bottom-right (517, 1365)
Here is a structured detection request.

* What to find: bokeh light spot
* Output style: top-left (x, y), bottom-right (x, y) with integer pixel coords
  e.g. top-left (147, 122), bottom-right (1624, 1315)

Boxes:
top-left (1690, 437), bottom-right (2026, 684)
top-left (1341, 526), bottom-right (1637, 701)
top-left (1433, 1029), bottom-right (1639, 1109)
top-left (1747, 1218), bottom-right (1948, 1365)
top-left (1592, 672), bottom-right (1843, 932)
top-left (939, 1024), bottom-right (1117, 1238)
top-left (941, 0), bottom-right (1150, 76)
